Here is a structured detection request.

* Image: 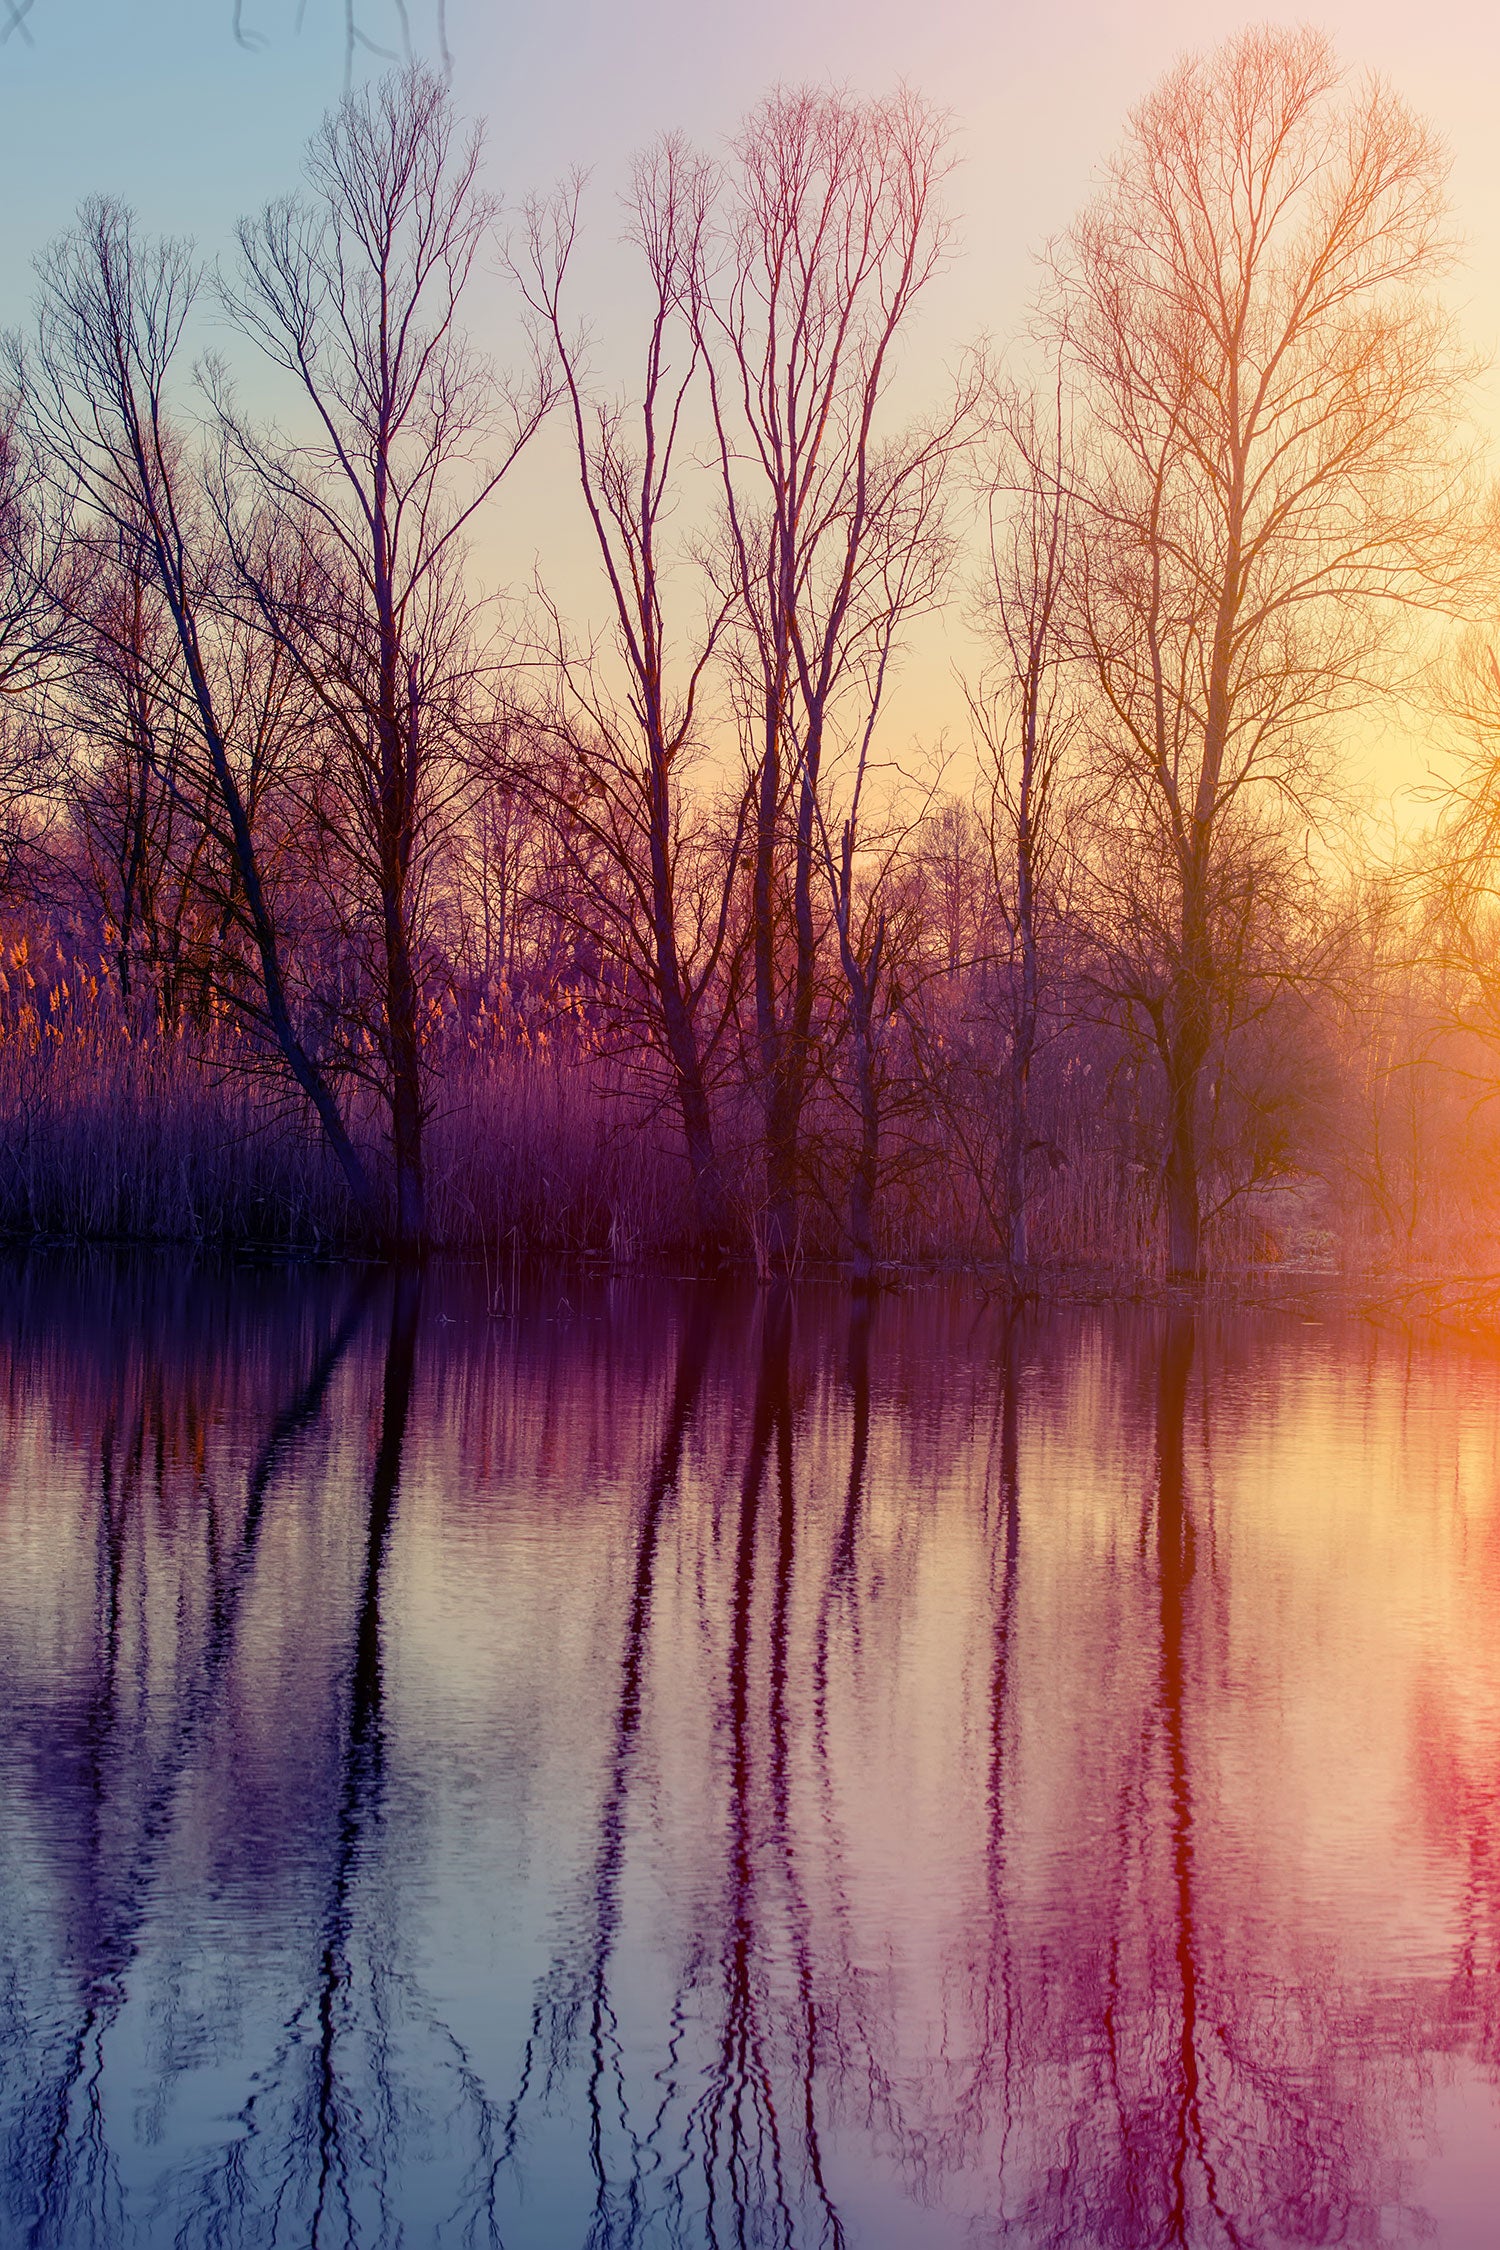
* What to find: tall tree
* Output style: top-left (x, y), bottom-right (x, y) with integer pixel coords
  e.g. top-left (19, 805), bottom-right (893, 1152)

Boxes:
top-left (965, 379), bottom-right (1080, 1285)
top-left (697, 85), bottom-right (970, 1271)
top-left (65, 533), bottom-right (212, 1011)
top-left (516, 144), bottom-right (743, 1258)
top-left (15, 199), bottom-right (377, 1215)
top-left (1051, 25), bottom-right (1472, 1279)
top-left (0, 405), bottom-right (74, 896)
top-left (219, 64), bottom-right (550, 1251)
top-left (811, 481), bottom-right (953, 1283)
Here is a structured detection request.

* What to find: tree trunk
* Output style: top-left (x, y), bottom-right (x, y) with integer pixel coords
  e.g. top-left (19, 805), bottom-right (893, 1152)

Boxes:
top-left (751, 683), bottom-right (791, 1268)
top-left (375, 540), bottom-right (425, 1257)
top-left (146, 528), bottom-right (377, 1227)
top-left (760, 744), bottom-right (822, 1273)
top-left (1162, 856), bottom-right (1213, 1286)
top-left (1006, 850), bottom-right (1040, 1290)
top-left (847, 1017), bottom-right (879, 1289)
top-left (1161, 975), bottom-right (1208, 1286)
top-left (671, 1033), bottom-right (727, 1258)
top-left (762, 1083), bottom-right (800, 1273)
top-left (1163, 1062), bottom-right (1202, 1285)
top-left (841, 934), bottom-right (882, 1289)
top-left (1006, 1060), bottom-right (1031, 1284)
top-left (648, 760), bottom-right (726, 1262)
top-left (752, 746), bottom-right (815, 1273)
top-left (188, 649), bottom-right (375, 1222)
top-left (383, 880), bottom-right (426, 1257)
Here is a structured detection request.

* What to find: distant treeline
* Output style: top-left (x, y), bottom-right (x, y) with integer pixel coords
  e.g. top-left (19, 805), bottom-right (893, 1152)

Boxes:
top-left (2, 30), bottom-right (1499, 1279)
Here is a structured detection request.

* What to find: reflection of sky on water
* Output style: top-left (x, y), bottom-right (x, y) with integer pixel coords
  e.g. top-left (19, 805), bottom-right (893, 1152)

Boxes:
top-left (2, 1259), bottom-right (1500, 2247)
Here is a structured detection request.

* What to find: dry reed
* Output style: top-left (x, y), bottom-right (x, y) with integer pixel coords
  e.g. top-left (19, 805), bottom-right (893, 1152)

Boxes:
top-left (6, 935), bottom-right (1498, 1277)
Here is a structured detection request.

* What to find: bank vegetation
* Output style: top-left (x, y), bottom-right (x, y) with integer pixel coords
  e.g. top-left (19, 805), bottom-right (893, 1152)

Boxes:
top-left (5, 30), bottom-right (1500, 1285)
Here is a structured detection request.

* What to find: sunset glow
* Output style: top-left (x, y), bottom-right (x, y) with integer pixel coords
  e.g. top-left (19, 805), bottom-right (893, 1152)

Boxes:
top-left (5, 6), bottom-right (1500, 2245)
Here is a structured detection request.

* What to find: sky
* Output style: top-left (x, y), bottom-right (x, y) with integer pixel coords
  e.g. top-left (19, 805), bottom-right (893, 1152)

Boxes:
top-left (4, 0), bottom-right (1500, 807)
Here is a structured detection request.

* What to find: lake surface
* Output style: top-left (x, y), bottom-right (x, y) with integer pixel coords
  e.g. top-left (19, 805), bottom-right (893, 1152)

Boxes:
top-left (3, 1259), bottom-right (1500, 2248)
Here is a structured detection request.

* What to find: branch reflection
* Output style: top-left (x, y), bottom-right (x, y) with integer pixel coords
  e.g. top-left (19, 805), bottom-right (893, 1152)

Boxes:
top-left (2, 1273), bottom-right (1498, 2246)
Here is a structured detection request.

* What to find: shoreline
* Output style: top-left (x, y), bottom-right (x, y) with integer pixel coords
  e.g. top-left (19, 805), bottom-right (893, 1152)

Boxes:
top-left (5, 1231), bottom-right (1499, 1337)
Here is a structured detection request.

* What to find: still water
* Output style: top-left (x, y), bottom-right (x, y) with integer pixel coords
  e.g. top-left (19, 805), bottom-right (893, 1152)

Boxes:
top-left (3, 1258), bottom-right (1500, 2248)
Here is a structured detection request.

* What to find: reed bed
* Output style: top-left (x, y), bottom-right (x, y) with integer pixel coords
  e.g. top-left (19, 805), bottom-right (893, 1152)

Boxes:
top-left (5, 939), bottom-right (1494, 1278)
top-left (0, 1002), bottom-right (1162, 1269)
top-left (0, 946), bottom-right (694, 1254)
top-left (1, 1004), bottom-right (351, 1247)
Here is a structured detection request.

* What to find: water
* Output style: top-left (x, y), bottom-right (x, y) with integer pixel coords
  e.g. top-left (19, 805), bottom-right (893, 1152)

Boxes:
top-left (3, 1258), bottom-right (1500, 2249)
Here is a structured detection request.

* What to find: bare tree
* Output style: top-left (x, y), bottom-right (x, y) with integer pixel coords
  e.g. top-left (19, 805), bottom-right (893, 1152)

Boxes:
top-left (515, 145), bottom-right (744, 1258)
top-left (810, 464), bottom-right (955, 1283)
top-left (63, 532), bottom-right (213, 1010)
top-left (0, 407), bottom-right (70, 708)
top-left (1409, 631), bottom-right (1500, 1216)
top-left (219, 64), bottom-right (551, 1250)
top-left (0, 404), bottom-right (75, 895)
top-left (4, 0), bottom-right (455, 89)
top-left (1051, 25), bottom-right (1473, 1280)
top-left (963, 377), bottom-right (1080, 1284)
top-left (696, 85), bottom-right (971, 1271)
top-left (13, 198), bottom-right (378, 1214)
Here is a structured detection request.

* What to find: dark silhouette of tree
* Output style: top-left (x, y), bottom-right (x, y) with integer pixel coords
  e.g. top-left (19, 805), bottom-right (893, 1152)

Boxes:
top-left (0, 1271), bottom-right (374, 2250)
top-left (60, 535), bottom-right (214, 1011)
top-left (491, 1296), bottom-right (721, 2244)
top-left (14, 200), bottom-right (379, 1217)
top-left (302, 1265), bottom-right (419, 2247)
top-left (0, 409), bottom-right (74, 897)
top-left (219, 65), bottom-right (551, 1250)
top-left (965, 382), bottom-right (1081, 1284)
top-left (4, 1278), bottom-right (1495, 2245)
top-left (696, 87), bottom-right (972, 1272)
top-left (515, 148), bottom-right (745, 1259)
top-left (2, 2), bottom-right (454, 91)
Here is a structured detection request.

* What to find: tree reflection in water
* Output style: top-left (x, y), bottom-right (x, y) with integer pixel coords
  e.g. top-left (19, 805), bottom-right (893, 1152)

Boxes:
top-left (2, 1265), bottom-right (1500, 2246)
